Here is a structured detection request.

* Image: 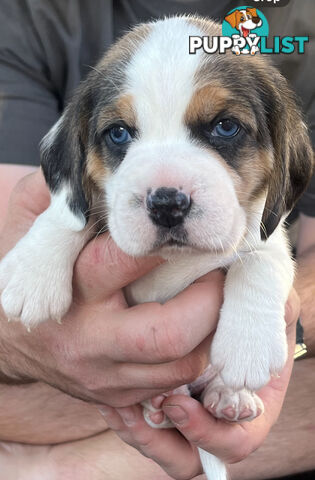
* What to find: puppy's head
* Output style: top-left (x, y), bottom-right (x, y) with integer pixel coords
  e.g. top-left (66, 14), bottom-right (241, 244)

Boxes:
top-left (41, 16), bottom-right (313, 257)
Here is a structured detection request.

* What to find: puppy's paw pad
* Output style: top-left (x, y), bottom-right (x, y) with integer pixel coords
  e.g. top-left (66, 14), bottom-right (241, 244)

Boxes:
top-left (202, 384), bottom-right (264, 423)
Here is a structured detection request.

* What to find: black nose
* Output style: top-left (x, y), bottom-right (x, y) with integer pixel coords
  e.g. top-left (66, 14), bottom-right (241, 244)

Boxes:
top-left (252, 16), bottom-right (261, 24)
top-left (147, 187), bottom-right (191, 228)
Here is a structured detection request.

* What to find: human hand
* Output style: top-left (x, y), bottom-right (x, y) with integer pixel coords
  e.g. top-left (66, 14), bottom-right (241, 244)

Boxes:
top-left (100, 288), bottom-right (300, 479)
top-left (0, 170), bottom-right (224, 406)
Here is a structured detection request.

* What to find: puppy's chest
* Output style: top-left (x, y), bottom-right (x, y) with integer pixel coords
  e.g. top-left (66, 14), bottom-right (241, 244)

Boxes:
top-left (125, 250), bottom-right (236, 306)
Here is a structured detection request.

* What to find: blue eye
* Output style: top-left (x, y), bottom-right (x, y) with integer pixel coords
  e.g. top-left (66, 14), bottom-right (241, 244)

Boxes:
top-left (212, 119), bottom-right (240, 138)
top-left (108, 126), bottom-right (132, 145)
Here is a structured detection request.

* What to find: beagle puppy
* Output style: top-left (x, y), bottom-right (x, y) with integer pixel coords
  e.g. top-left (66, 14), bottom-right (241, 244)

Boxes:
top-left (0, 16), bottom-right (313, 480)
top-left (225, 7), bottom-right (262, 37)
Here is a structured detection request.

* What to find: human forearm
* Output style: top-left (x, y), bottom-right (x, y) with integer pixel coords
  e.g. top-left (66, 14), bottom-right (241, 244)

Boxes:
top-left (295, 245), bottom-right (315, 357)
top-left (0, 381), bottom-right (106, 444)
top-left (0, 164), bottom-right (37, 230)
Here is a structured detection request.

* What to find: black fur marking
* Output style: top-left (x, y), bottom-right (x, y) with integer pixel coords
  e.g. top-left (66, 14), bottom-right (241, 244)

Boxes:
top-left (95, 123), bottom-right (137, 171)
top-left (40, 49), bottom-right (133, 223)
top-left (189, 118), bottom-right (257, 170)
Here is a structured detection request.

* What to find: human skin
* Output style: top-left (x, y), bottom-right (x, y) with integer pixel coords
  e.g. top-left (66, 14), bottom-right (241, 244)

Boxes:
top-left (100, 216), bottom-right (315, 480)
top-left (0, 165), bottom-right (311, 480)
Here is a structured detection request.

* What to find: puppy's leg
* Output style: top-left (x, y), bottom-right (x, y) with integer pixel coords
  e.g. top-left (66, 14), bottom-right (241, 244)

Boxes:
top-left (210, 227), bottom-right (294, 392)
top-left (0, 186), bottom-right (88, 329)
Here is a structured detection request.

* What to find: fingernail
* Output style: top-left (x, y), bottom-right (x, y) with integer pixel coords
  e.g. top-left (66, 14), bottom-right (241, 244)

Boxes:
top-left (151, 395), bottom-right (166, 409)
top-left (149, 411), bottom-right (165, 424)
top-left (117, 407), bottom-right (137, 426)
top-left (163, 405), bottom-right (188, 425)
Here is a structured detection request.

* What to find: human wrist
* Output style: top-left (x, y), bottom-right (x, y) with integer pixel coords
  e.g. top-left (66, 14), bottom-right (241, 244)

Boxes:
top-left (295, 247), bottom-right (315, 357)
top-left (0, 307), bottom-right (35, 383)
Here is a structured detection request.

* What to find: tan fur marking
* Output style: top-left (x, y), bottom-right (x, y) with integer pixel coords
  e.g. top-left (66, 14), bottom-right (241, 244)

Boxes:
top-left (238, 149), bottom-right (273, 205)
top-left (116, 94), bottom-right (136, 127)
top-left (185, 84), bottom-right (257, 130)
top-left (185, 85), bottom-right (229, 125)
top-left (97, 94), bottom-right (136, 133)
top-left (86, 150), bottom-right (109, 190)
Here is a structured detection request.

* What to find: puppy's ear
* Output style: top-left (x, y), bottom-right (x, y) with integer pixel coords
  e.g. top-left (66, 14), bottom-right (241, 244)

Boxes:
top-left (40, 83), bottom-right (93, 224)
top-left (224, 11), bottom-right (239, 29)
top-left (259, 69), bottom-right (314, 239)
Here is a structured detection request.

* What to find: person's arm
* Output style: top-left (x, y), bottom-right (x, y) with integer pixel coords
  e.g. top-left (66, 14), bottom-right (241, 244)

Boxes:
top-left (0, 166), bottom-right (106, 444)
top-left (0, 381), bottom-right (108, 445)
top-left (0, 165), bottom-right (37, 230)
top-left (295, 213), bottom-right (315, 357)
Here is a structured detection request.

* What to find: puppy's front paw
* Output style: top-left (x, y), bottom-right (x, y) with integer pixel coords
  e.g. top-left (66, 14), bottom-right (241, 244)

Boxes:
top-left (0, 243), bottom-right (72, 329)
top-left (202, 375), bottom-right (264, 422)
top-left (210, 313), bottom-right (288, 391)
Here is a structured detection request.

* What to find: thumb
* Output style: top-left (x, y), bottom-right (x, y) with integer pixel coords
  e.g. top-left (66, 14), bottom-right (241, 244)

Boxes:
top-left (74, 234), bottom-right (164, 302)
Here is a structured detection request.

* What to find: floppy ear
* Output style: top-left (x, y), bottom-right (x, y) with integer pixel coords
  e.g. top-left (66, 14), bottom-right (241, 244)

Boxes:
top-left (40, 83), bottom-right (93, 225)
top-left (224, 11), bottom-right (239, 29)
top-left (260, 70), bottom-right (314, 239)
top-left (246, 8), bottom-right (258, 17)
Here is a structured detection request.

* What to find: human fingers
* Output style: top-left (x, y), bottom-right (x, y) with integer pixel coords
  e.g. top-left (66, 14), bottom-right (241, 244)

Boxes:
top-left (73, 233), bottom-right (164, 303)
top-left (74, 269), bottom-right (224, 365)
top-left (100, 404), bottom-right (202, 480)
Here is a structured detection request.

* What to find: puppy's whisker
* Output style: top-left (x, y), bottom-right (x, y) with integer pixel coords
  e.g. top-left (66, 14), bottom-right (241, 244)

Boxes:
top-left (244, 226), bottom-right (258, 249)
top-left (241, 234), bottom-right (255, 255)
top-left (85, 215), bottom-right (108, 237)
top-left (260, 221), bottom-right (268, 239)
top-left (227, 240), bottom-right (243, 265)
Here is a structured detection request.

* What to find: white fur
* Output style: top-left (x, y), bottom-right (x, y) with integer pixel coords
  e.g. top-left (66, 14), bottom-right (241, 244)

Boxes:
top-left (125, 17), bottom-right (203, 141)
top-left (106, 142), bottom-right (246, 258)
top-left (0, 187), bottom-right (86, 328)
top-left (210, 225), bottom-right (293, 391)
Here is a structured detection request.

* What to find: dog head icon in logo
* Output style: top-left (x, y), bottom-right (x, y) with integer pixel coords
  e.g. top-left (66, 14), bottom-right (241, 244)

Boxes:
top-left (224, 8), bottom-right (262, 38)
top-left (223, 7), bottom-right (268, 55)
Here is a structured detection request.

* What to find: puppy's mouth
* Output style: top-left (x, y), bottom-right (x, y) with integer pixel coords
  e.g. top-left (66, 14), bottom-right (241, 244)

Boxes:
top-left (153, 225), bottom-right (189, 250)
